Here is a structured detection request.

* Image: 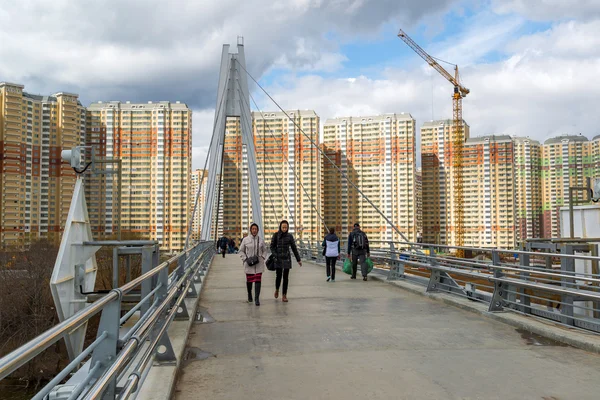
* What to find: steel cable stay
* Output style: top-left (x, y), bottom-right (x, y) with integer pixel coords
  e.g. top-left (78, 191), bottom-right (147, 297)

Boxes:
top-left (235, 85), bottom-right (296, 224)
top-left (234, 59), bottom-right (418, 251)
top-left (237, 79), bottom-right (328, 233)
top-left (245, 95), bottom-right (328, 236)
top-left (235, 100), bottom-right (289, 230)
top-left (184, 58), bottom-right (232, 249)
top-left (236, 79), bottom-right (327, 236)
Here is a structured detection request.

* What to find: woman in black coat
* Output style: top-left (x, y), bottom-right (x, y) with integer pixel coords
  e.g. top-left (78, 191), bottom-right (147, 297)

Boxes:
top-left (270, 220), bottom-right (302, 302)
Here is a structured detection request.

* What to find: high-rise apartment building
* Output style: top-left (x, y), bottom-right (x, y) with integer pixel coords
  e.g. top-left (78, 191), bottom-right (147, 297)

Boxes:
top-left (253, 110), bottom-right (322, 242)
top-left (420, 119), bottom-right (470, 245)
top-left (513, 137), bottom-right (543, 243)
top-left (592, 135), bottom-right (600, 178)
top-left (323, 113), bottom-right (417, 244)
top-left (0, 82), bottom-right (85, 248)
top-left (219, 117), bottom-right (247, 239)
top-left (86, 101), bottom-right (191, 252)
top-left (462, 135), bottom-right (516, 249)
top-left (541, 134), bottom-right (593, 238)
top-left (190, 169), bottom-right (208, 241)
top-left (416, 167), bottom-right (422, 241)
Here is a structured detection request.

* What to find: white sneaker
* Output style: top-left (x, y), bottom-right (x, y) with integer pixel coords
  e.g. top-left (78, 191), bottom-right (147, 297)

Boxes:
top-left (326, 276), bottom-right (331, 282)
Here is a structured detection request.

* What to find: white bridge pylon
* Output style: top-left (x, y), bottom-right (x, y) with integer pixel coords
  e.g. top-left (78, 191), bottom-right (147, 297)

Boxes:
top-left (201, 42), bottom-right (263, 241)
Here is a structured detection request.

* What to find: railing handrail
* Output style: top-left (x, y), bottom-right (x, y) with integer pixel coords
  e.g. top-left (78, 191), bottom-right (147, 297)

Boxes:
top-left (0, 240), bottom-right (213, 391)
top-left (297, 241), bottom-right (600, 335)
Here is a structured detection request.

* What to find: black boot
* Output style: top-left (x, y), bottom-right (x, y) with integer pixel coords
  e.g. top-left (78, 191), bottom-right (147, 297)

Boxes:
top-left (254, 282), bottom-right (261, 306)
top-left (246, 282), bottom-right (253, 303)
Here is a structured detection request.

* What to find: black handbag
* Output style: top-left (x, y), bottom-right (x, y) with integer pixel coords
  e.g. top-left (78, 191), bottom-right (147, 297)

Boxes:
top-left (266, 254), bottom-right (276, 271)
top-left (246, 237), bottom-right (259, 266)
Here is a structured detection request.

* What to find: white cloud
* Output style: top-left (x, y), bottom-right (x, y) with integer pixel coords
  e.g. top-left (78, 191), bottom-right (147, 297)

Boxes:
top-left (493, 0), bottom-right (600, 21)
top-left (0, 0), bottom-right (458, 109)
top-left (191, 109), bottom-right (216, 170)
top-left (262, 17), bottom-right (600, 156)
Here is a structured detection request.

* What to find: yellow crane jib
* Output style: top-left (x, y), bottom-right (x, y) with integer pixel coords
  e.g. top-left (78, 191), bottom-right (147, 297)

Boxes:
top-left (397, 28), bottom-right (470, 255)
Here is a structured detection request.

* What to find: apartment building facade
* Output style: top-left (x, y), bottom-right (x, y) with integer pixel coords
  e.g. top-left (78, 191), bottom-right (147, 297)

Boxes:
top-left (190, 169), bottom-right (208, 241)
top-left (420, 119), bottom-right (470, 246)
top-left (86, 101), bottom-right (191, 252)
top-left (462, 135), bottom-right (516, 249)
top-left (416, 167), bottom-right (422, 240)
top-left (513, 137), bottom-right (543, 242)
top-left (0, 82), bottom-right (85, 248)
top-left (219, 117), bottom-right (247, 239)
top-left (252, 110), bottom-right (322, 242)
top-left (323, 113), bottom-right (417, 244)
top-left (541, 134), bottom-right (594, 238)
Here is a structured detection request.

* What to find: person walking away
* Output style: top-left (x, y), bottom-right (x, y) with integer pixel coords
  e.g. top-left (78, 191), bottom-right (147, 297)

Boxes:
top-left (239, 223), bottom-right (267, 306)
top-left (270, 220), bottom-right (302, 302)
top-left (347, 223), bottom-right (370, 281)
top-left (228, 237), bottom-right (235, 254)
top-left (218, 236), bottom-right (228, 258)
top-left (322, 227), bottom-right (340, 282)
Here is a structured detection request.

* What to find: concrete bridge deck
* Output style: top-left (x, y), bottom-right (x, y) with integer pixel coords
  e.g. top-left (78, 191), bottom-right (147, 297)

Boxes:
top-left (174, 256), bottom-right (600, 400)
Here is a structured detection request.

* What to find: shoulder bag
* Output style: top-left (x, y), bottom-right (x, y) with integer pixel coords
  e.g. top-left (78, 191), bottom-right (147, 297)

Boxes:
top-left (246, 237), bottom-right (259, 266)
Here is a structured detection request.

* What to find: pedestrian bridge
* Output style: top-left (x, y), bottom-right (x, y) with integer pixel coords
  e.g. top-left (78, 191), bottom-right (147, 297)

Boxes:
top-left (2, 41), bottom-right (600, 399)
top-left (2, 240), bottom-right (600, 400)
top-left (172, 255), bottom-right (599, 400)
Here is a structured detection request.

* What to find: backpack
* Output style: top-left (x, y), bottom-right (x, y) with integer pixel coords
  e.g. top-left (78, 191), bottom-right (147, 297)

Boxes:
top-left (352, 231), bottom-right (366, 250)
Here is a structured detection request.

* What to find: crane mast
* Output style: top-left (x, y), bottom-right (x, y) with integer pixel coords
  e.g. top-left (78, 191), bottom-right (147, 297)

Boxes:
top-left (397, 29), bottom-right (469, 254)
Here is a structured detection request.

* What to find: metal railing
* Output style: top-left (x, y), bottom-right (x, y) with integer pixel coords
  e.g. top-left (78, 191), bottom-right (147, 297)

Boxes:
top-left (0, 240), bottom-right (215, 399)
top-left (298, 238), bottom-right (600, 334)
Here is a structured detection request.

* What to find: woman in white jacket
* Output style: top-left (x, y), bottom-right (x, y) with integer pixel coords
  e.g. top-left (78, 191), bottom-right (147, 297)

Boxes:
top-left (239, 223), bottom-right (267, 306)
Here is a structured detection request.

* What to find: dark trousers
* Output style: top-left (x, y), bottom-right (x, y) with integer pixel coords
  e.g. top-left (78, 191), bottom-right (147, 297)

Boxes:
top-left (351, 252), bottom-right (367, 278)
top-left (326, 257), bottom-right (337, 279)
top-left (247, 281), bottom-right (261, 300)
top-left (275, 268), bottom-right (290, 294)
top-left (221, 248), bottom-right (226, 258)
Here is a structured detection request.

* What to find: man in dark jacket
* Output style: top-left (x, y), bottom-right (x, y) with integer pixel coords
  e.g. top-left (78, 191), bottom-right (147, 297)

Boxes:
top-left (347, 223), bottom-right (370, 281)
top-left (217, 236), bottom-right (228, 258)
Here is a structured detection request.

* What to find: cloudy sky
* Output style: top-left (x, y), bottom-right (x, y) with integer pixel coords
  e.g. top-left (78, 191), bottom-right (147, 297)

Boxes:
top-left (1, 0), bottom-right (599, 170)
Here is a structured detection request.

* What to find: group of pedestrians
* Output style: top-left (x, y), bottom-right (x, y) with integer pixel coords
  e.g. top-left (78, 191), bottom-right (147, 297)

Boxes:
top-left (217, 236), bottom-right (239, 257)
top-left (321, 223), bottom-right (370, 281)
top-left (236, 220), bottom-right (369, 306)
top-left (239, 220), bottom-right (301, 306)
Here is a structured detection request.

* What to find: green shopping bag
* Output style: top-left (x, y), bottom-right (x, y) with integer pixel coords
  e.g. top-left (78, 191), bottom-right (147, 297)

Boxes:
top-left (365, 257), bottom-right (374, 274)
top-left (343, 258), bottom-right (353, 275)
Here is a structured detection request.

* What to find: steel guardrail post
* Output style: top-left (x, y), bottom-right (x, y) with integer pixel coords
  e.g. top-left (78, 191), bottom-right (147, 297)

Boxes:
top-left (560, 244), bottom-right (576, 326)
top-left (489, 250), bottom-right (506, 312)
top-left (426, 245), bottom-right (440, 292)
top-left (518, 244), bottom-right (531, 314)
top-left (90, 289), bottom-right (123, 398)
top-left (140, 246), bottom-right (154, 317)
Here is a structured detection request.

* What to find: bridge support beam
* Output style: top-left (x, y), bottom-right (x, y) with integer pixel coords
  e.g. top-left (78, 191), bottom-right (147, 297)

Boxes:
top-left (201, 40), bottom-right (263, 241)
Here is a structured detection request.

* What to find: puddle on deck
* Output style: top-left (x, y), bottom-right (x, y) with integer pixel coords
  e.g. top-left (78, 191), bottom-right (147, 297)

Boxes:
top-left (516, 329), bottom-right (569, 347)
top-left (194, 306), bottom-right (215, 323)
top-left (182, 347), bottom-right (216, 367)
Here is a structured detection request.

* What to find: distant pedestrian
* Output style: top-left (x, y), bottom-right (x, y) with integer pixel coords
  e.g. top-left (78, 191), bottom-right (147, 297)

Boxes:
top-left (217, 236), bottom-right (228, 258)
top-left (347, 223), bottom-right (370, 281)
top-left (270, 220), bottom-right (302, 302)
top-left (322, 227), bottom-right (340, 282)
top-left (239, 223), bottom-right (267, 306)
top-left (228, 237), bottom-right (236, 254)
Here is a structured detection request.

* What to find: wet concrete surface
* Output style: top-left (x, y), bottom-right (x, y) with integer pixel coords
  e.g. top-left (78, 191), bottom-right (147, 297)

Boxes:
top-left (174, 256), bottom-right (600, 400)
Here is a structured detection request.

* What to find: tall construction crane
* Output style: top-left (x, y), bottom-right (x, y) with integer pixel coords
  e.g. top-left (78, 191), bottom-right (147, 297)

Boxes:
top-left (397, 28), bottom-right (470, 255)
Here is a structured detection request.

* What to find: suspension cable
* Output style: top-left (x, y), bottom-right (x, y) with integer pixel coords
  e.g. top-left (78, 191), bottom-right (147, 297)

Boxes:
top-left (184, 59), bottom-right (231, 249)
top-left (234, 59), bottom-right (414, 248)
top-left (236, 78), bottom-right (329, 234)
top-left (236, 94), bottom-right (298, 230)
